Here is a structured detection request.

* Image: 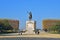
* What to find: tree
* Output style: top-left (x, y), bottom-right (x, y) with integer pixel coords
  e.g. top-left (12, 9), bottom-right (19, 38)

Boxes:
top-left (48, 24), bottom-right (60, 33)
top-left (2, 19), bottom-right (13, 30)
top-left (0, 22), bottom-right (4, 32)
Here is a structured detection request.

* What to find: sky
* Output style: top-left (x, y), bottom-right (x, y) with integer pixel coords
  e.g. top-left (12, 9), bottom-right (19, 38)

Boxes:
top-left (0, 0), bottom-right (60, 30)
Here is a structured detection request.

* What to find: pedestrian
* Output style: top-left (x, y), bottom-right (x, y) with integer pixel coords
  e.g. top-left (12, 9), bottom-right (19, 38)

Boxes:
top-left (38, 31), bottom-right (39, 34)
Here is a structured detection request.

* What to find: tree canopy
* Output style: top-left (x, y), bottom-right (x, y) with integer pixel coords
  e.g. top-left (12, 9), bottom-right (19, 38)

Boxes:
top-left (48, 23), bottom-right (60, 34)
top-left (0, 20), bottom-right (13, 30)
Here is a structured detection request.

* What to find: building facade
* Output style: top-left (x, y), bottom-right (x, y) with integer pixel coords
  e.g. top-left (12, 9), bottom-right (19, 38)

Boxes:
top-left (0, 19), bottom-right (19, 33)
top-left (42, 19), bottom-right (60, 31)
top-left (8, 20), bottom-right (19, 32)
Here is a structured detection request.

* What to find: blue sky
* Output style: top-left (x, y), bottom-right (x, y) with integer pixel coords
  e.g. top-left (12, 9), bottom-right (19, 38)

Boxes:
top-left (0, 0), bottom-right (60, 30)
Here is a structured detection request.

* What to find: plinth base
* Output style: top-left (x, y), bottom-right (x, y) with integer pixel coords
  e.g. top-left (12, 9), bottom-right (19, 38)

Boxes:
top-left (25, 20), bottom-right (36, 34)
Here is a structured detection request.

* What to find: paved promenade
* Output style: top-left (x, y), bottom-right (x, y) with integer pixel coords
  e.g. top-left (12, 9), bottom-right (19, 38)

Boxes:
top-left (0, 32), bottom-right (60, 40)
top-left (0, 37), bottom-right (60, 40)
top-left (0, 32), bottom-right (60, 38)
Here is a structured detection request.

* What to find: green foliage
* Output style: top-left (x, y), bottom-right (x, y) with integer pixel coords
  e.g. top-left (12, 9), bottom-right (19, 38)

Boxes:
top-left (2, 20), bottom-right (13, 30)
top-left (48, 24), bottom-right (60, 34)
top-left (2, 19), bottom-right (9, 27)
top-left (0, 20), bottom-right (13, 33)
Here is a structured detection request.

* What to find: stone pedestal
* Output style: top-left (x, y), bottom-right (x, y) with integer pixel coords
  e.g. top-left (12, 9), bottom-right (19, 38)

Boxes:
top-left (25, 20), bottom-right (36, 34)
